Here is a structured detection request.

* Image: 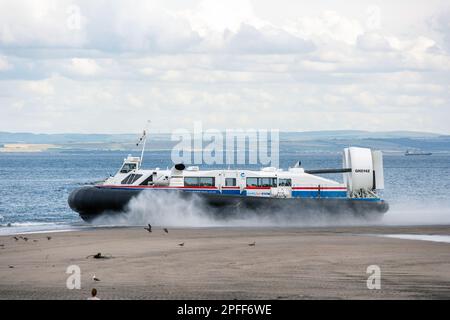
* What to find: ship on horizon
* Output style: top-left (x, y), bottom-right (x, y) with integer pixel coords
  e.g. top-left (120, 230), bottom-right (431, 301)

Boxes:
top-left (405, 149), bottom-right (432, 156)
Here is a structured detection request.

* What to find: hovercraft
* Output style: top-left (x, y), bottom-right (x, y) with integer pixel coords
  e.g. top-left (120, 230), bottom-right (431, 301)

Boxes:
top-left (68, 146), bottom-right (389, 222)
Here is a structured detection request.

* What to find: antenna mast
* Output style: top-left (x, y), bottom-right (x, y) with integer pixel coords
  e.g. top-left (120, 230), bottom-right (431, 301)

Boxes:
top-left (136, 120), bottom-right (151, 169)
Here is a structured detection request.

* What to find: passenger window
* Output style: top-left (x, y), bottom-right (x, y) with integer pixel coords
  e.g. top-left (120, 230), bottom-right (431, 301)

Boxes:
top-left (246, 177), bottom-right (276, 187)
top-left (199, 177), bottom-right (214, 186)
top-left (184, 177), bottom-right (198, 186)
top-left (261, 178), bottom-right (276, 187)
top-left (225, 178), bottom-right (236, 186)
top-left (246, 178), bottom-right (258, 187)
top-left (184, 177), bottom-right (215, 187)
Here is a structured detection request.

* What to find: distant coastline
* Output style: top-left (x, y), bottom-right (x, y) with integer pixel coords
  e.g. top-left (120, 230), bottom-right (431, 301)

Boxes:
top-left (0, 130), bottom-right (448, 153)
top-left (0, 143), bottom-right (58, 153)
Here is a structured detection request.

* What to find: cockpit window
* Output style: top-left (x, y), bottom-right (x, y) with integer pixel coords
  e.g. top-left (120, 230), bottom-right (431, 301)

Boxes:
top-left (120, 163), bottom-right (137, 173)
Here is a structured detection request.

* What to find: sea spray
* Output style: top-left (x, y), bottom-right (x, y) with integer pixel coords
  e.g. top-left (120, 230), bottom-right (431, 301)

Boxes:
top-left (383, 200), bottom-right (450, 225)
top-left (92, 190), bottom-right (218, 227)
top-left (92, 190), bottom-right (384, 227)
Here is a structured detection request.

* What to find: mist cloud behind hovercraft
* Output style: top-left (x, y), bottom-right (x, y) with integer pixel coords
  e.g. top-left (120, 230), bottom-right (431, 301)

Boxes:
top-left (0, 0), bottom-right (450, 134)
top-left (92, 190), bottom-right (450, 228)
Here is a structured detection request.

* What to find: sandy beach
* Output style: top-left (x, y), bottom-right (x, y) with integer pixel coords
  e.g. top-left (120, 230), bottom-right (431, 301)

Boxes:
top-left (0, 225), bottom-right (449, 300)
top-left (0, 143), bottom-right (58, 152)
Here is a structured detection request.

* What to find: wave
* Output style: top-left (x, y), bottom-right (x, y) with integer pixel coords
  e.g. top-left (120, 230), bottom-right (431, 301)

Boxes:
top-left (0, 221), bottom-right (88, 236)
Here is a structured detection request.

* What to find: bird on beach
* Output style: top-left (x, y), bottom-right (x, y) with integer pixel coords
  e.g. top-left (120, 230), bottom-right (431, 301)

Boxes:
top-left (86, 252), bottom-right (112, 259)
top-left (163, 228), bottom-right (168, 234)
top-left (13, 236), bottom-right (18, 241)
top-left (33, 240), bottom-right (38, 242)
top-left (23, 237), bottom-right (28, 242)
top-left (178, 242), bottom-right (185, 247)
top-left (144, 224), bottom-right (152, 233)
top-left (8, 265), bottom-right (14, 268)
top-left (248, 241), bottom-right (256, 246)
top-left (92, 274), bottom-right (101, 282)
top-left (46, 236), bottom-right (52, 240)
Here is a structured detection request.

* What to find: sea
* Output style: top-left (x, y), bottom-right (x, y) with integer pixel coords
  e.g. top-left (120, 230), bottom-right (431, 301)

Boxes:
top-left (0, 150), bottom-right (449, 235)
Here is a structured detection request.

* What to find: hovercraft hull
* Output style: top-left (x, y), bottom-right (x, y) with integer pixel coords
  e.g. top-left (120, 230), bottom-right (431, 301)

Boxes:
top-left (68, 186), bottom-right (389, 222)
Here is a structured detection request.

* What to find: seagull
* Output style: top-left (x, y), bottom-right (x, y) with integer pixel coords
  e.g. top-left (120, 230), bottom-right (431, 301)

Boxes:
top-left (92, 274), bottom-right (101, 282)
top-left (178, 242), bottom-right (185, 247)
top-left (46, 236), bottom-right (52, 240)
top-left (163, 228), bottom-right (168, 234)
top-left (144, 224), bottom-right (152, 233)
top-left (86, 252), bottom-right (112, 259)
top-left (248, 241), bottom-right (256, 246)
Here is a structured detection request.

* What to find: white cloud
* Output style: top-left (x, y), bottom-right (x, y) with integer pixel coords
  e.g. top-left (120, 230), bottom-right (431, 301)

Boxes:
top-left (353, 91), bottom-right (378, 107)
top-left (67, 58), bottom-right (100, 76)
top-left (0, 0), bottom-right (449, 134)
top-left (357, 32), bottom-right (392, 51)
top-left (0, 0), bottom-right (86, 48)
top-left (288, 10), bottom-right (365, 45)
top-left (187, 0), bottom-right (263, 34)
top-left (22, 80), bottom-right (55, 95)
top-left (0, 55), bottom-right (12, 70)
top-left (225, 24), bottom-right (314, 54)
top-left (429, 8), bottom-right (450, 53)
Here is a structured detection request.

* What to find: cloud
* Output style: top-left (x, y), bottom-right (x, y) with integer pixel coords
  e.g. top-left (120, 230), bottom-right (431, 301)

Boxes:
top-left (85, 2), bottom-right (202, 53)
top-left (190, 0), bottom-right (260, 33)
top-left (22, 79), bottom-right (55, 95)
top-left (0, 55), bottom-right (12, 71)
top-left (429, 8), bottom-right (450, 53)
top-left (0, 0), bottom-right (86, 48)
top-left (0, 0), bottom-right (201, 53)
top-left (67, 58), bottom-right (100, 76)
top-left (357, 32), bottom-right (392, 51)
top-left (288, 10), bottom-right (365, 45)
top-left (0, 0), bottom-right (449, 134)
top-left (225, 24), bottom-right (315, 54)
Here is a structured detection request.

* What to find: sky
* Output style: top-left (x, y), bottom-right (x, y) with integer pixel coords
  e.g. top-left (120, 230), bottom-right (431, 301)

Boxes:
top-left (0, 0), bottom-right (449, 134)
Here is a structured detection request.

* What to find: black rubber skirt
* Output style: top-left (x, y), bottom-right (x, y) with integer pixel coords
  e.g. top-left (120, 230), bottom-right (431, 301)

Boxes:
top-left (68, 186), bottom-right (389, 222)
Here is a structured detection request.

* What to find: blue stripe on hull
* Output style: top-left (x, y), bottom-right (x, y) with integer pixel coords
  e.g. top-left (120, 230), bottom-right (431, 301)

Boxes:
top-left (221, 189), bottom-right (241, 195)
top-left (292, 191), bottom-right (347, 198)
top-left (98, 187), bottom-right (380, 201)
top-left (183, 189), bottom-right (220, 194)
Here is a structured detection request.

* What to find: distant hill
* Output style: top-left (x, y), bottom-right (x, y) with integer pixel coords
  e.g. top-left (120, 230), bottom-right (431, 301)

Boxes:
top-left (0, 132), bottom-right (137, 144)
top-left (279, 130), bottom-right (441, 141)
top-left (0, 130), bottom-right (443, 143)
top-left (0, 130), bottom-right (448, 153)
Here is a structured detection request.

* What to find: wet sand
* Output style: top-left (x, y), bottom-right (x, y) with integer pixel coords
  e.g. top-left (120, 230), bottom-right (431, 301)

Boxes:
top-left (0, 225), bottom-right (449, 299)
